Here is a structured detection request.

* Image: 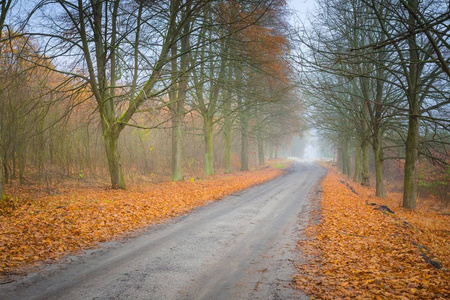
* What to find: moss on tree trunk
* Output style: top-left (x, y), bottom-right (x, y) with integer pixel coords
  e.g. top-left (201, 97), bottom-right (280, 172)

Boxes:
top-left (171, 115), bottom-right (183, 181)
top-left (204, 117), bottom-right (214, 175)
top-left (103, 128), bottom-right (125, 190)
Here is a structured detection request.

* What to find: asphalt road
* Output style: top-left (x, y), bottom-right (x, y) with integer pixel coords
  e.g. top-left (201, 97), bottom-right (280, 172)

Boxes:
top-left (1, 161), bottom-right (325, 300)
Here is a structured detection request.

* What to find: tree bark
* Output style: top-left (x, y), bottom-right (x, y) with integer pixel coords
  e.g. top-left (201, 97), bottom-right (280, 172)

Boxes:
top-left (223, 61), bottom-right (233, 174)
top-left (361, 140), bottom-right (370, 186)
top-left (402, 0), bottom-right (421, 209)
top-left (0, 154), bottom-right (4, 199)
top-left (171, 115), bottom-right (184, 181)
top-left (343, 141), bottom-right (351, 177)
top-left (169, 4), bottom-right (190, 181)
top-left (353, 145), bottom-right (361, 182)
top-left (169, 51), bottom-right (184, 182)
top-left (257, 133), bottom-right (264, 166)
top-left (346, 148), bottom-right (351, 177)
top-left (204, 116), bottom-right (214, 175)
top-left (337, 147), bottom-right (343, 172)
top-left (240, 109), bottom-right (249, 171)
top-left (18, 143), bottom-right (25, 184)
top-left (403, 103), bottom-right (419, 209)
top-left (372, 132), bottom-right (385, 197)
top-left (102, 126), bottom-right (125, 189)
top-left (3, 154), bottom-right (9, 184)
top-left (12, 150), bottom-right (16, 180)
top-left (223, 99), bottom-right (233, 173)
top-left (338, 139), bottom-right (351, 177)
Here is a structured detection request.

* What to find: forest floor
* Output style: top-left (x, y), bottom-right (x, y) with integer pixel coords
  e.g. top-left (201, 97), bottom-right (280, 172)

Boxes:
top-left (0, 160), bottom-right (290, 279)
top-left (295, 164), bottom-right (450, 299)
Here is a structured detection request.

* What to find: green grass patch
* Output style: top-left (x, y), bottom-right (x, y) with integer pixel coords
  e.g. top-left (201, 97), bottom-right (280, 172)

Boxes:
top-left (273, 163), bottom-right (287, 169)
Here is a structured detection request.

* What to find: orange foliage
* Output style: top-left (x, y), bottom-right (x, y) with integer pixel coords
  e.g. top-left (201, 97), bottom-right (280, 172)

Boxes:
top-left (0, 165), bottom-right (288, 277)
top-left (295, 165), bottom-right (450, 299)
top-left (216, 1), bottom-right (290, 84)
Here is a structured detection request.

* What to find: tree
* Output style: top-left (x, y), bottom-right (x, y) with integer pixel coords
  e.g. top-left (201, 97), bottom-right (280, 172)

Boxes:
top-left (189, 7), bottom-right (227, 176)
top-left (168, 1), bottom-right (192, 181)
top-left (365, 0), bottom-right (449, 208)
top-left (186, 0), bottom-right (290, 175)
top-left (0, 0), bottom-right (14, 198)
top-left (231, 0), bottom-right (291, 170)
top-left (293, 0), bottom-right (449, 204)
top-left (26, 0), bottom-right (208, 189)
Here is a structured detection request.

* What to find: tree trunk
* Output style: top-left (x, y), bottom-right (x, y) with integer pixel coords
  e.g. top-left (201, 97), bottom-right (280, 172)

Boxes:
top-left (240, 110), bottom-right (249, 171)
top-left (0, 2), bottom-right (8, 197)
top-left (353, 145), bottom-right (361, 182)
top-left (103, 129), bottom-right (125, 189)
top-left (204, 116), bottom-right (214, 175)
top-left (257, 134), bottom-right (264, 166)
top-left (37, 125), bottom-right (44, 181)
top-left (372, 132), bottom-right (385, 197)
top-left (85, 127), bottom-right (96, 178)
top-left (403, 0), bottom-right (421, 210)
top-left (337, 139), bottom-right (350, 177)
top-left (3, 154), bottom-right (9, 184)
top-left (341, 141), bottom-right (351, 177)
top-left (0, 155), bottom-right (4, 199)
top-left (345, 144), bottom-right (351, 177)
top-left (403, 107), bottom-right (419, 209)
top-left (337, 147), bottom-right (343, 173)
top-left (18, 143), bottom-right (25, 184)
top-left (361, 140), bottom-right (370, 186)
top-left (12, 150), bottom-right (16, 180)
top-left (171, 115), bottom-right (183, 181)
top-left (223, 60), bottom-right (233, 174)
top-left (223, 105), bottom-right (232, 173)
top-left (169, 10), bottom-right (190, 181)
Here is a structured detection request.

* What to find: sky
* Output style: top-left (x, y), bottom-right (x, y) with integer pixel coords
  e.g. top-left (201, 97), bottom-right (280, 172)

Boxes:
top-left (288, 0), bottom-right (317, 22)
top-left (287, 0), bottom-right (322, 160)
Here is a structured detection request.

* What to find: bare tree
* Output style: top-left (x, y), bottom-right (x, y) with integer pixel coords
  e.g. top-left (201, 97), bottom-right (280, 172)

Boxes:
top-left (365, 0), bottom-right (449, 208)
top-left (293, 0), bottom-right (449, 205)
top-left (0, 0), bottom-right (15, 198)
top-left (24, 0), bottom-right (210, 189)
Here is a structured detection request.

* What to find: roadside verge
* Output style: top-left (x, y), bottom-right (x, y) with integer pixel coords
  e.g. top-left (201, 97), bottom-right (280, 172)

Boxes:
top-left (295, 165), bottom-right (449, 299)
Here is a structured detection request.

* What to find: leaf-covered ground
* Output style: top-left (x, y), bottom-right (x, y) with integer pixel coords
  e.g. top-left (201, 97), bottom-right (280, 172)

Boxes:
top-left (0, 163), bottom-right (289, 277)
top-left (295, 165), bottom-right (450, 299)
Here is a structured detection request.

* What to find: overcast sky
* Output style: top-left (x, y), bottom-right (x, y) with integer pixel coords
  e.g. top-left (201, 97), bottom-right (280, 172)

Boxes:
top-left (288, 0), bottom-right (317, 19)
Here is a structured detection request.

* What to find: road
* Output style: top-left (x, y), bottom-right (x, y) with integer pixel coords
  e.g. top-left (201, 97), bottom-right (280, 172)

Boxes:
top-left (1, 161), bottom-right (325, 300)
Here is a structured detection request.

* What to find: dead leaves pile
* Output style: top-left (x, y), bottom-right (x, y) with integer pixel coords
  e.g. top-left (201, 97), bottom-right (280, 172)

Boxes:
top-left (295, 166), bottom-right (449, 299)
top-left (0, 166), bottom-right (287, 277)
